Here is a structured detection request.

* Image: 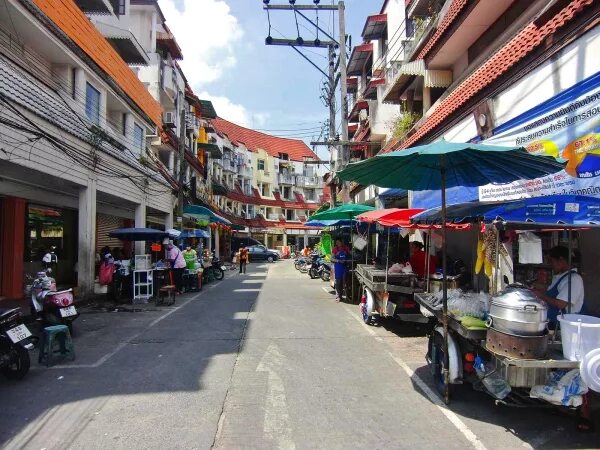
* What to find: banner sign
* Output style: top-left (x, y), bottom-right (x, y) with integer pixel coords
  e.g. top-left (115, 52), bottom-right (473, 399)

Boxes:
top-left (479, 73), bottom-right (600, 201)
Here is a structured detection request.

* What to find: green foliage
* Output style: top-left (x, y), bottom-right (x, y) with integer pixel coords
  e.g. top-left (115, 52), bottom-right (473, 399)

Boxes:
top-left (392, 112), bottom-right (421, 139)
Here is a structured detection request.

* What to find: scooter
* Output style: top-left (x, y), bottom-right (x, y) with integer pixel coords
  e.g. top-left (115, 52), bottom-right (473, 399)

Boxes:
top-left (308, 255), bottom-right (326, 279)
top-left (203, 257), bottom-right (225, 282)
top-left (30, 271), bottom-right (78, 334)
top-left (0, 308), bottom-right (35, 379)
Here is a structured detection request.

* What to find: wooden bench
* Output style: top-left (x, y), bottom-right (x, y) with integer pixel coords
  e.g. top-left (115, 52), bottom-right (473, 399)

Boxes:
top-left (157, 285), bottom-right (177, 306)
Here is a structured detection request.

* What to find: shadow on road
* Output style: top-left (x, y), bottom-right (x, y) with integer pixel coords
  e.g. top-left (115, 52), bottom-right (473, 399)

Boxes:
top-left (0, 262), bottom-right (271, 448)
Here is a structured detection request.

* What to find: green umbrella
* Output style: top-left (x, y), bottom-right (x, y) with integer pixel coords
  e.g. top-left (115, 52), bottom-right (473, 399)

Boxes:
top-left (338, 140), bottom-right (564, 404)
top-left (308, 203), bottom-right (375, 221)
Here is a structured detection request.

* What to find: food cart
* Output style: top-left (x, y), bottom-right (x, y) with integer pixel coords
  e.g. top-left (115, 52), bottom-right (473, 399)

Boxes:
top-left (354, 209), bottom-right (429, 324)
top-left (410, 196), bottom-right (599, 418)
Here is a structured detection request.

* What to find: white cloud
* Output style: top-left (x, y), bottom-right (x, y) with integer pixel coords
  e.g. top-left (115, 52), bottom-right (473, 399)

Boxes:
top-left (159, 0), bottom-right (243, 86)
top-left (197, 91), bottom-right (270, 128)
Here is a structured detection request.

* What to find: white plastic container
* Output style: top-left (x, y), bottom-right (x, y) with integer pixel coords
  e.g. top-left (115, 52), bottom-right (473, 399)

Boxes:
top-left (134, 255), bottom-right (151, 270)
top-left (557, 314), bottom-right (600, 361)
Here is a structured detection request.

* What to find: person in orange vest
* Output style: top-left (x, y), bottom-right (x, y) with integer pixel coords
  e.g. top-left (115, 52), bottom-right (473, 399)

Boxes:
top-left (238, 246), bottom-right (249, 274)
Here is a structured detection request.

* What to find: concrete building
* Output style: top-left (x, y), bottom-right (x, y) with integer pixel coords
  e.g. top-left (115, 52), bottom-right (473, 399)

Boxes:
top-left (207, 118), bottom-right (327, 252)
top-left (0, 0), bottom-right (174, 300)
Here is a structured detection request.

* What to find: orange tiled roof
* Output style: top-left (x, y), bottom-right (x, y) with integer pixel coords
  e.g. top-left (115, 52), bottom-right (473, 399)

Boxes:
top-left (386, 0), bottom-right (594, 152)
top-left (32, 0), bottom-right (162, 126)
top-left (212, 118), bottom-right (319, 162)
top-left (416, 0), bottom-right (468, 61)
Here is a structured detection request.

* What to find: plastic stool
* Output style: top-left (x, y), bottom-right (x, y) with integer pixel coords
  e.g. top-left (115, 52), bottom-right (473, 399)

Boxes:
top-left (157, 285), bottom-right (177, 306)
top-left (38, 325), bottom-right (75, 366)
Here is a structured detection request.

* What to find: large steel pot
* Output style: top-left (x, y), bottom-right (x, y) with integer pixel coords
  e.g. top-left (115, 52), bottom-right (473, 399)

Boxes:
top-left (488, 286), bottom-right (548, 336)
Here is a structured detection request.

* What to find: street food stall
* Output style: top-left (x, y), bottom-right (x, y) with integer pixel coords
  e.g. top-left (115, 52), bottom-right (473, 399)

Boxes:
top-left (410, 196), bottom-right (600, 421)
top-left (354, 208), bottom-right (428, 324)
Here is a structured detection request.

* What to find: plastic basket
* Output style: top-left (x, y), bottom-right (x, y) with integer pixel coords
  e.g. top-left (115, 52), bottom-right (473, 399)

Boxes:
top-left (558, 314), bottom-right (600, 361)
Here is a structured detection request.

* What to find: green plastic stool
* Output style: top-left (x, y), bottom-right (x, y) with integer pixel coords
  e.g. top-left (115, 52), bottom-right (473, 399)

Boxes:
top-left (38, 325), bottom-right (75, 367)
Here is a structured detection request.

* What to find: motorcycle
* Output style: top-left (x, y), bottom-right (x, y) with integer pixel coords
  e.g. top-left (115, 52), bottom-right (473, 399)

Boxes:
top-left (319, 261), bottom-right (331, 282)
top-left (0, 308), bottom-right (35, 379)
top-left (203, 257), bottom-right (225, 282)
top-left (30, 271), bottom-right (78, 334)
top-left (308, 254), bottom-right (326, 279)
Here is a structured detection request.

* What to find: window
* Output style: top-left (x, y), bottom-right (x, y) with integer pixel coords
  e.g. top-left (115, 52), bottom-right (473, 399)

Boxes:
top-left (111, 0), bottom-right (125, 15)
top-left (122, 114), bottom-right (127, 136)
top-left (85, 82), bottom-right (100, 125)
top-left (305, 189), bottom-right (315, 201)
top-left (257, 159), bottom-right (265, 171)
top-left (261, 184), bottom-right (270, 197)
top-left (133, 124), bottom-right (144, 151)
top-left (71, 68), bottom-right (77, 100)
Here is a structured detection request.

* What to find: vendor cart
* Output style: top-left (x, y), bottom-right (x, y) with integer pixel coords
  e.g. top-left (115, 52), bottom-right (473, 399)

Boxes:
top-left (355, 264), bottom-right (426, 324)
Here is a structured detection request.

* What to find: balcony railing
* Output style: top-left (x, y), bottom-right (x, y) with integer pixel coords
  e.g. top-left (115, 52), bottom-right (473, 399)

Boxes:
top-left (222, 154), bottom-right (237, 172)
top-left (277, 173), bottom-right (295, 185)
top-left (296, 175), bottom-right (321, 187)
top-left (238, 165), bottom-right (253, 179)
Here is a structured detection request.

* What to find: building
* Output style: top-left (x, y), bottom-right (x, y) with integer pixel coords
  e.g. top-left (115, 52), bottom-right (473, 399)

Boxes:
top-left (207, 118), bottom-right (327, 252)
top-left (0, 0), bottom-right (175, 300)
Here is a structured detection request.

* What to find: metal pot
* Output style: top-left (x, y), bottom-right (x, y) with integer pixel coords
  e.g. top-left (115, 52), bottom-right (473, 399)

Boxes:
top-left (429, 275), bottom-right (461, 294)
top-left (489, 286), bottom-right (548, 336)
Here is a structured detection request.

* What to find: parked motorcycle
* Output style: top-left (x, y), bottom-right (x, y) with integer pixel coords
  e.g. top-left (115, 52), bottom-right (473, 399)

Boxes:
top-left (319, 262), bottom-right (331, 282)
top-left (204, 257), bottom-right (225, 281)
top-left (30, 271), bottom-right (78, 334)
top-left (0, 308), bottom-right (35, 379)
top-left (308, 255), bottom-right (326, 279)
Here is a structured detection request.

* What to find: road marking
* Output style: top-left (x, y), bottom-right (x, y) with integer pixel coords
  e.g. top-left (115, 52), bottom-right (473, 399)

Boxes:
top-left (47, 285), bottom-right (215, 369)
top-left (233, 288), bottom-right (261, 292)
top-left (256, 343), bottom-right (295, 450)
top-left (344, 306), bottom-right (487, 450)
top-left (321, 287), bottom-right (334, 295)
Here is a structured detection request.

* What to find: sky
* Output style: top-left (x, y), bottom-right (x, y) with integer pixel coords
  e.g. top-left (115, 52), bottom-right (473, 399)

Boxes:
top-left (159, 0), bottom-right (378, 156)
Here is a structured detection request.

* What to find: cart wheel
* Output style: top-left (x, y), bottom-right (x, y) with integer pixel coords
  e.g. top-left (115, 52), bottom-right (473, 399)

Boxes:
top-left (429, 333), bottom-right (452, 398)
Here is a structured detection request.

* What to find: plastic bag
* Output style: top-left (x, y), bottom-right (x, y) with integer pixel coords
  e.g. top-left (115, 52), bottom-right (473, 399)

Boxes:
top-left (99, 262), bottom-right (114, 285)
top-left (474, 356), bottom-right (511, 400)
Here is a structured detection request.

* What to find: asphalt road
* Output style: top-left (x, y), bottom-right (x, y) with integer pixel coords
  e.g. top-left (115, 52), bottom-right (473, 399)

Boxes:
top-left (0, 261), bottom-right (598, 449)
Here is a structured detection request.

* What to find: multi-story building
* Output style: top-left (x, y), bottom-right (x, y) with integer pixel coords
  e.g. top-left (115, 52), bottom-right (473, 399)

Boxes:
top-left (0, 0), bottom-right (174, 299)
top-left (207, 118), bottom-right (327, 251)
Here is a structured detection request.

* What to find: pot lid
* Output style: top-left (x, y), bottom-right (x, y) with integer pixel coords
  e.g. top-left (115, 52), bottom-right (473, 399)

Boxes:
top-left (492, 286), bottom-right (547, 310)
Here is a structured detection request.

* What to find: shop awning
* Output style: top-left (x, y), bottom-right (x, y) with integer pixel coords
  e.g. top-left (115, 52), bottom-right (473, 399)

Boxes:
top-left (347, 43), bottom-right (373, 76)
top-left (199, 100), bottom-right (217, 119)
top-left (347, 77), bottom-right (359, 93)
top-left (348, 100), bottom-right (369, 122)
top-left (183, 205), bottom-right (231, 225)
top-left (363, 78), bottom-right (385, 100)
top-left (362, 14), bottom-right (387, 40)
top-left (198, 143), bottom-right (222, 158)
top-left (156, 29), bottom-right (183, 60)
top-left (93, 21), bottom-right (150, 65)
top-left (108, 228), bottom-right (169, 241)
top-left (383, 59), bottom-right (453, 103)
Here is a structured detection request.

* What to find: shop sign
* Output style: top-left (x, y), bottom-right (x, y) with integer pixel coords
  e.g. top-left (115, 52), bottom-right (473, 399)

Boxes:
top-left (480, 75), bottom-right (600, 201)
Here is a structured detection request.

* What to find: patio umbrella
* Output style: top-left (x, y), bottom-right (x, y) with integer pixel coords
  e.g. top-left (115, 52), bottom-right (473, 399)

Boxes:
top-left (308, 203), bottom-right (375, 221)
top-left (180, 229), bottom-right (211, 239)
top-left (108, 228), bottom-right (169, 241)
top-left (166, 228), bottom-right (181, 239)
top-left (338, 140), bottom-right (564, 404)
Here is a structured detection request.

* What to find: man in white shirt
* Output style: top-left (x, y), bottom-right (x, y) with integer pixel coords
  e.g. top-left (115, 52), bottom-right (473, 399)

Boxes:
top-left (534, 246), bottom-right (584, 326)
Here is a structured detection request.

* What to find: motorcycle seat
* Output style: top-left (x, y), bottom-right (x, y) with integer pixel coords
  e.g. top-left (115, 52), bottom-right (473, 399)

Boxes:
top-left (50, 289), bottom-right (73, 295)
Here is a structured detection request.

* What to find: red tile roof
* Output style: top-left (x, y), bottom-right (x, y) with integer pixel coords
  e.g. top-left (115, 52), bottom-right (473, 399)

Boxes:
top-left (211, 118), bottom-right (319, 162)
top-left (416, 0), bottom-right (468, 61)
top-left (386, 0), bottom-right (594, 152)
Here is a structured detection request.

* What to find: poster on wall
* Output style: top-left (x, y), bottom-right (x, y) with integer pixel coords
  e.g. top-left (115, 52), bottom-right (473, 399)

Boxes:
top-left (479, 74), bottom-right (600, 201)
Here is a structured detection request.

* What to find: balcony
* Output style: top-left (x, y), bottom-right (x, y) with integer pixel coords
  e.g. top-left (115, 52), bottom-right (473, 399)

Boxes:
top-left (160, 64), bottom-right (178, 100)
top-left (347, 43), bottom-right (373, 77)
top-left (238, 165), bottom-right (253, 179)
top-left (277, 173), bottom-right (295, 185)
top-left (383, 58), bottom-right (452, 105)
top-left (185, 112), bottom-right (200, 134)
top-left (222, 154), bottom-right (237, 173)
top-left (296, 175), bottom-right (321, 188)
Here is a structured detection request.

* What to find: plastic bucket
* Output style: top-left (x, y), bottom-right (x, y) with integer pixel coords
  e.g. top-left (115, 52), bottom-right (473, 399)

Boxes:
top-left (557, 314), bottom-right (600, 361)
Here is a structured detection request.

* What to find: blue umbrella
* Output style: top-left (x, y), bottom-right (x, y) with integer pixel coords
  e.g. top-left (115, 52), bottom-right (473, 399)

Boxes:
top-left (109, 228), bottom-right (169, 241)
top-left (180, 229), bottom-right (211, 239)
top-left (338, 140), bottom-right (565, 404)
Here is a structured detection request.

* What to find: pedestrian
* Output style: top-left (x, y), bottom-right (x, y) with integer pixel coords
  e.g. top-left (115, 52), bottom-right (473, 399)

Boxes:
top-left (331, 239), bottom-right (350, 302)
top-left (183, 244), bottom-right (197, 270)
top-left (167, 242), bottom-right (186, 294)
top-left (238, 246), bottom-right (248, 274)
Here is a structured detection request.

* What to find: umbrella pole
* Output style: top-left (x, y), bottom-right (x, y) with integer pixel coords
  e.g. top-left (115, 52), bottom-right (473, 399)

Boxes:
top-left (366, 225), bottom-right (369, 264)
top-left (568, 229), bottom-right (572, 314)
top-left (351, 223), bottom-right (354, 303)
top-left (441, 165), bottom-right (450, 405)
top-left (385, 227), bottom-right (390, 287)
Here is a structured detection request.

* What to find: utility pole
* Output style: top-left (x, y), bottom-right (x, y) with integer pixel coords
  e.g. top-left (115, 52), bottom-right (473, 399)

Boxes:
top-left (178, 106), bottom-right (186, 231)
top-left (264, 1), bottom-right (348, 206)
top-left (338, 1), bottom-right (350, 204)
top-left (328, 44), bottom-right (337, 208)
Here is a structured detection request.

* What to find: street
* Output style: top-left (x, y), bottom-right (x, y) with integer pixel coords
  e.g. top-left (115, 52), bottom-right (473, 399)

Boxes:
top-left (1, 261), bottom-right (598, 450)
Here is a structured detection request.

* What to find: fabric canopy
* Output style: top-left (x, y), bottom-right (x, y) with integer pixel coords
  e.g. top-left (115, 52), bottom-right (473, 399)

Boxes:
top-left (308, 203), bottom-right (375, 221)
top-left (180, 229), bottom-right (210, 238)
top-left (183, 205), bottom-right (231, 225)
top-left (108, 228), bottom-right (169, 241)
top-left (356, 208), bottom-right (403, 223)
top-left (356, 208), bottom-right (425, 227)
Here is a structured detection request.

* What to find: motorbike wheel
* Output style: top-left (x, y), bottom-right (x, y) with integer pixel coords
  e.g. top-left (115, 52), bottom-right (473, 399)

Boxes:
top-left (299, 265), bottom-right (309, 274)
top-left (66, 321), bottom-right (74, 336)
top-left (213, 267), bottom-right (225, 281)
top-left (320, 271), bottom-right (330, 282)
top-left (1, 345), bottom-right (30, 380)
top-left (294, 261), bottom-right (302, 270)
top-left (309, 267), bottom-right (319, 279)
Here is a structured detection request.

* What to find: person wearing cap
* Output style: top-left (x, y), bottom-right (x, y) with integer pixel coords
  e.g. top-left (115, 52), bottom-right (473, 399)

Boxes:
top-left (534, 245), bottom-right (585, 327)
top-left (167, 242), bottom-right (186, 294)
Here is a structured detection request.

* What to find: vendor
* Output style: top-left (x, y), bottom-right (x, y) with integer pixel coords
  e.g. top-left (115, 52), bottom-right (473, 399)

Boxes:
top-left (331, 240), bottom-right (350, 302)
top-left (409, 241), bottom-right (437, 278)
top-left (534, 246), bottom-right (584, 326)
